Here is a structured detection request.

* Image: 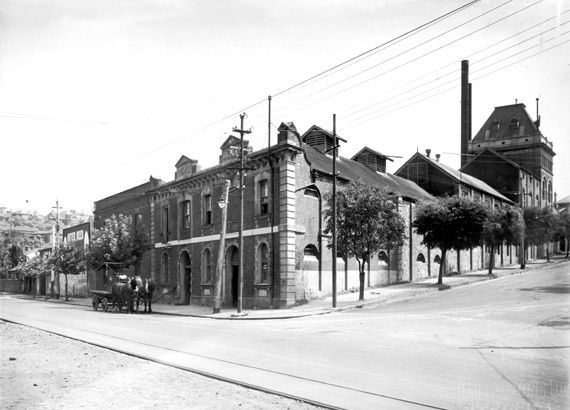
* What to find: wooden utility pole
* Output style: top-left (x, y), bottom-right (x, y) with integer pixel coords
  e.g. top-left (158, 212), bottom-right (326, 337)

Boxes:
top-left (332, 114), bottom-right (337, 308)
top-left (51, 200), bottom-right (62, 299)
top-left (213, 179), bottom-right (231, 314)
top-left (233, 113), bottom-right (251, 313)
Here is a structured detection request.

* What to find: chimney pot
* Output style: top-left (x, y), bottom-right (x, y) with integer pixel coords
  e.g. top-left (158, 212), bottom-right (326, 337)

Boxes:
top-left (435, 154), bottom-right (441, 162)
top-left (425, 149), bottom-right (431, 158)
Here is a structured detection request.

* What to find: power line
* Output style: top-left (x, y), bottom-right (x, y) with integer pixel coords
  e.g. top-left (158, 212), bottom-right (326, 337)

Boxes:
top-left (92, 0), bottom-right (482, 174)
top-left (345, 37), bottom-right (570, 128)
top-left (272, 0), bottom-right (542, 120)
top-left (272, 0), bottom-right (482, 98)
top-left (340, 21), bottom-right (569, 125)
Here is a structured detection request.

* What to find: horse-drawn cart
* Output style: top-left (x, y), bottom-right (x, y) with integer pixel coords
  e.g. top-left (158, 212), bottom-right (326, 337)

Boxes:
top-left (90, 263), bottom-right (137, 313)
top-left (91, 290), bottom-right (112, 311)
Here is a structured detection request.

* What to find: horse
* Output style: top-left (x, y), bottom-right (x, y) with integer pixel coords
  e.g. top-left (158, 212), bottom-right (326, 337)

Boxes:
top-left (133, 276), bottom-right (156, 314)
top-left (109, 277), bottom-right (137, 313)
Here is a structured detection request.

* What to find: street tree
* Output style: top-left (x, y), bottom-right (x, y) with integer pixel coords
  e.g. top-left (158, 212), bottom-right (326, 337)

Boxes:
top-left (555, 212), bottom-right (570, 258)
top-left (324, 181), bottom-right (406, 301)
top-left (524, 206), bottom-right (557, 262)
top-left (413, 196), bottom-right (487, 285)
top-left (9, 244), bottom-right (24, 268)
top-left (483, 205), bottom-right (524, 274)
top-left (87, 214), bottom-right (148, 271)
top-left (0, 247), bottom-right (12, 276)
top-left (48, 243), bottom-right (87, 301)
top-left (19, 256), bottom-right (48, 298)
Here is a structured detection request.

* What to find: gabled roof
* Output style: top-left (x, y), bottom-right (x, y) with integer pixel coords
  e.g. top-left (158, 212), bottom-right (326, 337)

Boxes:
top-left (300, 125), bottom-right (347, 143)
top-left (278, 122), bottom-right (299, 133)
top-left (351, 146), bottom-right (394, 162)
top-left (473, 103), bottom-right (540, 142)
top-left (557, 195), bottom-right (570, 205)
top-left (220, 135), bottom-right (249, 149)
top-left (303, 144), bottom-right (432, 201)
top-left (461, 148), bottom-right (541, 180)
top-left (409, 153), bottom-right (512, 202)
top-left (175, 155), bottom-right (197, 168)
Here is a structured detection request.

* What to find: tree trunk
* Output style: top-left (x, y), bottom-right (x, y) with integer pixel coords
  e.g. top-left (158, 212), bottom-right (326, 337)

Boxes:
top-left (546, 245), bottom-right (550, 262)
top-left (566, 237), bottom-right (569, 258)
top-left (358, 259), bottom-right (365, 301)
top-left (386, 246), bottom-right (391, 285)
top-left (488, 245), bottom-right (495, 275)
top-left (438, 248), bottom-right (447, 285)
top-left (65, 274), bottom-right (69, 301)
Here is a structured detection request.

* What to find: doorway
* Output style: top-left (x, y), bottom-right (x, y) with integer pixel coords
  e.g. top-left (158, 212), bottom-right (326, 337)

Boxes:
top-left (179, 251), bottom-right (191, 305)
top-left (225, 246), bottom-right (239, 307)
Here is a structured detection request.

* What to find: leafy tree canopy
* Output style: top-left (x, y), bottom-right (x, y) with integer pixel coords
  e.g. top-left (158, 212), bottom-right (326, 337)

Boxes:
top-left (413, 196), bottom-right (487, 284)
top-left (524, 206), bottom-right (557, 246)
top-left (87, 214), bottom-right (148, 269)
top-left (48, 243), bottom-right (86, 276)
top-left (324, 181), bottom-right (407, 300)
top-left (414, 196), bottom-right (488, 252)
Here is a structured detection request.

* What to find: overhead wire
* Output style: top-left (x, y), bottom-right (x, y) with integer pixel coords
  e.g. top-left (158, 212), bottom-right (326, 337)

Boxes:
top-left (325, 10), bottom-right (568, 123)
top-left (271, 0), bottom-right (482, 98)
top-left (341, 21), bottom-right (569, 126)
top-left (344, 36), bottom-right (570, 128)
top-left (272, 0), bottom-right (543, 121)
top-left (89, 0), bottom-right (482, 174)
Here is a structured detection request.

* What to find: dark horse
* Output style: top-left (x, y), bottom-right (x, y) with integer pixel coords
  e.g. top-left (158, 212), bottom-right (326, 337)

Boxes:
top-left (133, 276), bottom-right (156, 313)
top-left (109, 276), bottom-right (137, 313)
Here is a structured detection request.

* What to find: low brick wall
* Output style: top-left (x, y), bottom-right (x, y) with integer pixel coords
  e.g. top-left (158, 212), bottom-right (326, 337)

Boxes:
top-left (0, 279), bottom-right (22, 293)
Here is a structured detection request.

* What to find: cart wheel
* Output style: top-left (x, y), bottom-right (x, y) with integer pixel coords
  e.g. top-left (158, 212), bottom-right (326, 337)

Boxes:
top-left (92, 295), bottom-right (99, 311)
top-left (102, 298), bottom-right (109, 312)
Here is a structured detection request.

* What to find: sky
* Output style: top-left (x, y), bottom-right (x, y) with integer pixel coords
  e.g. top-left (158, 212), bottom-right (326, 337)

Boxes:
top-left (1, 0), bottom-right (568, 215)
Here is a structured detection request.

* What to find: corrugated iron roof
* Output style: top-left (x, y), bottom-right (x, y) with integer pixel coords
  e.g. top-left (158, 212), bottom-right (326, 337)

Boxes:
top-left (304, 144), bottom-right (432, 201)
top-left (419, 153), bottom-right (512, 202)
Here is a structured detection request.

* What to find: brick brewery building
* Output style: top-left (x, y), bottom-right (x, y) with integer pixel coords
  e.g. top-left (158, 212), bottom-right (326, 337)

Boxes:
top-left (93, 63), bottom-right (557, 309)
top-left (396, 61), bottom-right (556, 264)
top-left (94, 123), bottom-right (440, 309)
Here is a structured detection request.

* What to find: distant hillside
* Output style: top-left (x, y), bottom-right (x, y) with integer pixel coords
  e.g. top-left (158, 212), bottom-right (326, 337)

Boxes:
top-left (0, 206), bottom-right (92, 252)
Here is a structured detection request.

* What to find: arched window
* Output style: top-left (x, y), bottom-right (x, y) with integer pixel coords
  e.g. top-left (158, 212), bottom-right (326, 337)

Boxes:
top-left (304, 187), bottom-right (319, 198)
top-left (303, 245), bottom-right (319, 262)
top-left (378, 251), bottom-right (388, 265)
top-left (416, 253), bottom-right (426, 263)
top-left (548, 180), bottom-right (552, 203)
top-left (161, 253), bottom-right (169, 285)
top-left (257, 243), bottom-right (269, 284)
top-left (542, 178), bottom-right (547, 200)
top-left (434, 255), bottom-right (441, 264)
top-left (202, 248), bottom-right (212, 283)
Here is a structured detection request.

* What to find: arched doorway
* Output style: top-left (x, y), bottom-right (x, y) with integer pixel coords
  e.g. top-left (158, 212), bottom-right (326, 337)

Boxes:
top-left (179, 251), bottom-right (191, 305)
top-left (225, 246), bottom-right (239, 307)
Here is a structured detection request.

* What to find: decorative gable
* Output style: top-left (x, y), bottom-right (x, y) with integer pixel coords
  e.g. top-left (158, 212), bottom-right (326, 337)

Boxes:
top-left (219, 135), bottom-right (252, 165)
top-left (175, 155), bottom-right (199, 180)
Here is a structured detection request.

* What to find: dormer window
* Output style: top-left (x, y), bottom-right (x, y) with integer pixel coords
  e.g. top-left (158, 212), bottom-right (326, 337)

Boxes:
top-left (509, 118), bottom-right (519, 129)
top-left (301, 125), bottom-right (346, 157)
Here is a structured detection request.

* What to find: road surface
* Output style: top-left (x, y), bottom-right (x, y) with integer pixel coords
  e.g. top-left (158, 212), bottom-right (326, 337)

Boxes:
top-left (1, 262), bottom-right (568, 409)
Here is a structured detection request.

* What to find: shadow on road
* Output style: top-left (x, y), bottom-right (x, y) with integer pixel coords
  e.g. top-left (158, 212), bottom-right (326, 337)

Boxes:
top-left (538, 316), bottom-right (570, 329)
top-left (517, 284), bottom-right (570, 294)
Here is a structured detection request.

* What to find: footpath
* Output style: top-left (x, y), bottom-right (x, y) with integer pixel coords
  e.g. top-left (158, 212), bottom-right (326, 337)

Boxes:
top-left (8, 257), bottom-right (568, 320)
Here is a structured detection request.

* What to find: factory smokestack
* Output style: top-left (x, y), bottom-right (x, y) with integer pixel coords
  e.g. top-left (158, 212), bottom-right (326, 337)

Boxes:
top-left (461, 60), bottom-right (471, 168)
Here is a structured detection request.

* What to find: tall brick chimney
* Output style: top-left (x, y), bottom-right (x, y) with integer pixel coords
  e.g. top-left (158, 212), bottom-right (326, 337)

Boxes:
top-left (460, 60), bottom-right (472, 168)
